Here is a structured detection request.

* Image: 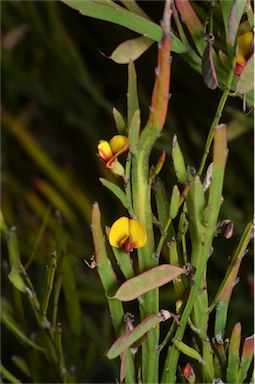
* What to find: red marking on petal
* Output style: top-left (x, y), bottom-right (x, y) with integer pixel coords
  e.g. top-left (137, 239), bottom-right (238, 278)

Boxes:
top-left (122, 238), bottom-right (133, 254)
top-left (234, 62), bottom-right (245, 76)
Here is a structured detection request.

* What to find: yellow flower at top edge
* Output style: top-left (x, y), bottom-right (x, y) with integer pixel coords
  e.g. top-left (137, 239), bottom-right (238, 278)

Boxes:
top-left (109, 217), bottom-right (147, 254)
top-left (235, 31), bottom-right (254, 75)
top-left (97, 135), bottom-right (130, 169)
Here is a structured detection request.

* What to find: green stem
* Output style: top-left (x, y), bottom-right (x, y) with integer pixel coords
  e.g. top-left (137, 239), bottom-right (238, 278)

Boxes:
top-left (39, 252), bottom-right (57, 329)
top-left (125, 152), bottom-right (135, 218)
top-left (209, 220), bottom-right (253, 313)
top-left (132, 125), bottom-right (160, 383)
top-left (197, 58), bottom-right (235, 176)
top-left (155, 216), bottom-right (172, 260)
top-left (131, 0), bottom-right (173, 379)
top-left (209, 1), bottom-right (215, 35)
top-left (162, 125), bottom-right (228, 382)
top-left (161, 240), bottom-right (206, 383)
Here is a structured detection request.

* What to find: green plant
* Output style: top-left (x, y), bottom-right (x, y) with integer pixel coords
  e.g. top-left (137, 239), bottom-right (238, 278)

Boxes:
top-left (1, 0), bottom-right (253, 383)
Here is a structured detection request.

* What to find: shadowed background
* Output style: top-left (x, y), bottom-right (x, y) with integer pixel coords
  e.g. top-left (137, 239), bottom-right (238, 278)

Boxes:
top-left (1, 1), bottom-right (253, 382)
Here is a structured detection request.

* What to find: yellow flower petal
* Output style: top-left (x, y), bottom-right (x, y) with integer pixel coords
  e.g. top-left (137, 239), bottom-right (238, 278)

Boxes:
top-left (237, 31), bottom-right (254, 58)
top-left (109, 135), bottom-right (130, 154)
top-left (109, 217), bottom-right (147, 252)
top-left (98, 140), bottom-right (113, 162)
top-left (236, 53), bottom-right (246, 66)
top-left (129, 219), bottom-right (147, 247)
top-left (109, 217), bottom-right (130, 248)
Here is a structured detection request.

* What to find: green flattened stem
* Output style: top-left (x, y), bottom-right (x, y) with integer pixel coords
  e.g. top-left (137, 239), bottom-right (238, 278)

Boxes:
top-left (172, 135), bottom-right (187, 184)
top-left (55, 323), bottom-right (69, 382)
top-left (0, 363), bottom-right (22, 384)
top-left (91, 202), bottom-right (135, 383)
top-left (155, 185), bottom-right (180, 260)
top-left (210, 220), bottom-right (253, 340)
top-left (237, 335), bottom-right (254, 383)
top-left (185, 176), bottom-right (213, 382)
top-left (162, 124), bottom-right (228, 383)
top-left (111, 246), bottom-right (135, 281)
top-left (227, 322), bottom-right (241, 383)
top-left (131, 1), bottom-right (173, 381)
top-left (197, 57), bottom-right (235, 177)
top-left (39, 252), bottom-right (57, 329)
top-left (113, 107), bottom-right (127, 135)
top-left (169, 238), bottom-right (186, 298)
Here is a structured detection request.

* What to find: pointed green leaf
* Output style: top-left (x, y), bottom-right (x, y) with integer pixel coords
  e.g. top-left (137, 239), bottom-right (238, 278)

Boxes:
top-left (177, 210), bottom-right (189, 242)
top-left (172, 135), bottom-right (187, 184)
top-left (11, 356), bottom-right (31, 378)
top-left (169, 239), bottom-right (185, 297)
top-left (39, 252), bottom-right (57, 328)
top-left (99, 178), bottom-right (130, 210)
top-left (227, 322), bottom-right (241, 383)
top-left (0, 363), bottom-right (22, 384)
top-left (109, 36), bottom-right (154, 64)
top-left (186, 176), bottom-right (206, 246)
top-left (8, 268), bottom-right (27, 293)
top-left (218, 50), bottom-right (231, 71)
top-left (62, 0), bottom-right (162, 41)
top-left (111, 247), bottom-right (135, 281)
top-left (113, 107), bottom-right (127, 135)
top-left (106, 311), bottom-right (170, 359)
top-left (62, 0), bottom-right (187, 54)
top-left (111, 264), bottom-right (187, 301)
top-left (128, 109), bottom-right (140, 155)
top-left (154, 179), bottom-right (169, 229)
top-left (170, 185), bottom-right (180, 219)
top-left (127, 60), bottom-right (139, 127)
top-left (149, 151), bottom-right (166, 182)
top-left (119, 0), bottom-right (151, 20)
top-left (237, 335), bottom-right (254, 383)
top-left (207, 124), bottom-right (228, 213)
top-left (172, 339), bottom-right (203, 362)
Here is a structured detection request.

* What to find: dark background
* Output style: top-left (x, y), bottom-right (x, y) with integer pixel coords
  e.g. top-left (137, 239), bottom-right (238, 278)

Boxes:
top-left (1, 1), bottom-right (254, 382)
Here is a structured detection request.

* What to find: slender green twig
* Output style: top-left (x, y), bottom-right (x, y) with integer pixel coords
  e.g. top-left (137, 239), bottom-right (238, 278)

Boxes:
top-left (39, 251), bottom-right (57, 329)
top-left (125, 153), bottom-right (135, 218)
top-left (52, 252), bottom-right (65, 331)
top-left (197, 57), bottom-right (236, 176)
top-left (209, 220), bottom-right (253, 313)
top-left (18, 261), bottom-right (40, 315)
top-left (209, 1), bottom-right (216, 35)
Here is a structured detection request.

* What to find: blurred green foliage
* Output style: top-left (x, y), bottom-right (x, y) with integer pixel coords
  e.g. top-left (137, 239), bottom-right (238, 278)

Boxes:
top-left (1, 1), bottom-right (253, 383)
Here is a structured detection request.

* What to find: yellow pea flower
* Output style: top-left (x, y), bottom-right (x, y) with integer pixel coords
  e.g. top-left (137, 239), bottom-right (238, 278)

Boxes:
top-left (235, 31), bottom-right (254, 75)
top-left (109, 217), bottom-right (147, 253)
top-left (97, 135), bottom-right (130, 170)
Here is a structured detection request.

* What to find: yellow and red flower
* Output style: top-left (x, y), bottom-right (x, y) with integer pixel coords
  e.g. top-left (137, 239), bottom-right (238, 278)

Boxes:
top-left (235, 31), bottom-right (254, 76)
top-left (109, 216), bottom-right (147, 253)
top-left (97, 135), bottom-right (129, 176)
